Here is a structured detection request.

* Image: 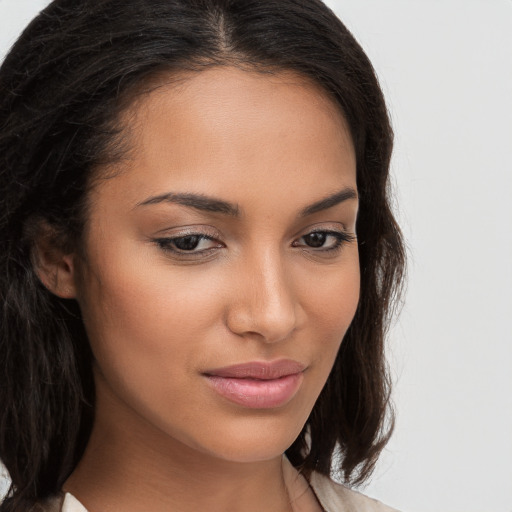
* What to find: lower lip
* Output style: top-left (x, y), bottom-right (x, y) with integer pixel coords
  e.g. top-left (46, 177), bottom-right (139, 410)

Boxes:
top-left (205, 372), bottom-right (303, 409)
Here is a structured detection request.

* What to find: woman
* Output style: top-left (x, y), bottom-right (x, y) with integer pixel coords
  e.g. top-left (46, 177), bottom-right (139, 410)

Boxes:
top-left (0, 0), bottom-right (405, 511)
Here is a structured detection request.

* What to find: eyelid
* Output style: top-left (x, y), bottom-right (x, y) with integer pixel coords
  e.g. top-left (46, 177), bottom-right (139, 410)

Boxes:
top-left (152, 224), bottom-right (222, 238)
top-left (294, 221), bottom-right (355, 239)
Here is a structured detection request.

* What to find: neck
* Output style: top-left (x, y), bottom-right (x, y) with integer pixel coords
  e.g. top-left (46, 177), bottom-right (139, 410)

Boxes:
top-left (64, 381), bottom-right (296, 512)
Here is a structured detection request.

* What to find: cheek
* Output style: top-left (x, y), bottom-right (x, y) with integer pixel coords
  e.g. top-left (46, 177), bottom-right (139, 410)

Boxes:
top-left (304, 254), bottom-right (360, 329)
top-left (77, 260), bottom-right (218, 373)
top-left (302, 254), bottom-right (360, 366)
top-left (75, 252), bottom-right (222, 431)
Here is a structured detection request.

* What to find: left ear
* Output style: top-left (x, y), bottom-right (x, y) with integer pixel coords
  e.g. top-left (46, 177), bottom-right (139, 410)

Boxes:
top-left (31, 223), bottom-right (78, 299)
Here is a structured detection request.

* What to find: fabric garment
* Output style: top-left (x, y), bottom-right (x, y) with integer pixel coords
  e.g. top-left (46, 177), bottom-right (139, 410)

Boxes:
top-left (38, 474), bottom-right (399, 512)
top-left (308, 471), bottom-right (399, 512)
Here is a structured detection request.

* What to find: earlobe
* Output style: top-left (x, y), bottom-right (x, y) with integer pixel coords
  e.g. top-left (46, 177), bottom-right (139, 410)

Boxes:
top-left (32, 229), bottom-right (78, 299)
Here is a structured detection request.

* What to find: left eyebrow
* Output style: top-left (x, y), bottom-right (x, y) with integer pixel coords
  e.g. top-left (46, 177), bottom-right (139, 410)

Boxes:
top-left (299, 187), bottom-right (358, 217)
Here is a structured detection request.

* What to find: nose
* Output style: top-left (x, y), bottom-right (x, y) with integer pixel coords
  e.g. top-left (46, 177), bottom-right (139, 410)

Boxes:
top-left (225, 249), bottom-right (299, 344)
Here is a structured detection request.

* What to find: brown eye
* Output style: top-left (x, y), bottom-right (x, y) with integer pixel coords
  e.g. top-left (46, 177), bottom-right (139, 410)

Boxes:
top-left (303, 232), bottom-right (327, 248)
top-left (293, 230), bottom-right (356, 253)
top-left (154, 232), bottom-right (224, 258)
top-left (173, 235), bottom-right (202, 251)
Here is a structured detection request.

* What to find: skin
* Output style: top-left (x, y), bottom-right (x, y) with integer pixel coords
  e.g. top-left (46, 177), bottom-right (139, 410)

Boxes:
top-left (41, 66), bottom-right (360, 512)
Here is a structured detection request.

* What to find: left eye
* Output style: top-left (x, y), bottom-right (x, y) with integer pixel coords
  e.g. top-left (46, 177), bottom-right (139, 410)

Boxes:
top-left (293, 230), bottom-right (354, 251)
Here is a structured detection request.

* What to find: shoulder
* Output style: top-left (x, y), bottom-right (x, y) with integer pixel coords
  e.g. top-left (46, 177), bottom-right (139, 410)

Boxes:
top-left (309, 471), bottom-right (400, 512)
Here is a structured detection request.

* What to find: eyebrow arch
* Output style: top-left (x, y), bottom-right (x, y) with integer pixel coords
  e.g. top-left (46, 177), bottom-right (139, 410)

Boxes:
top-left (299, 187), bottom-right (358, 217)
top-left (136, 192), bottom-right (240, 216)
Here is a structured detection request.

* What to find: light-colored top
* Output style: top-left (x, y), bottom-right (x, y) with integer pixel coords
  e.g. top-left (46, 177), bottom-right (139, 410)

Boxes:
top-left (43, 472), bottom-right (399, 512)
top-left (308, 471), bottom-right (399, 512)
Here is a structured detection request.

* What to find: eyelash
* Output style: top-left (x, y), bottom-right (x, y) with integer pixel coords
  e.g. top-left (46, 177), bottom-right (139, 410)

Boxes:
top-left (292, 230), bottom-right (356, 253)
top-left (154, 234), bottom-right (221, 256)
top-left (153, 229), bottom-right (355, 258)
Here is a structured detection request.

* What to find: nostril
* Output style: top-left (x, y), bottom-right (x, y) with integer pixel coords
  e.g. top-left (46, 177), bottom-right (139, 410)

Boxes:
top-left (225, 302), bottom-right (298, 344)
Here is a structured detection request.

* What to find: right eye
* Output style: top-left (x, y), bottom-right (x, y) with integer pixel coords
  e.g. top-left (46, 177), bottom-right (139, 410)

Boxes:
top-left (154, 234), bottom-right (223, 255)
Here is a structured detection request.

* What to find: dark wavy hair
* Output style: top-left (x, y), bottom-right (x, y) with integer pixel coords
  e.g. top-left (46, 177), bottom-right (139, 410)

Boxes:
top-left (0, 0), bottom-right (405, 509)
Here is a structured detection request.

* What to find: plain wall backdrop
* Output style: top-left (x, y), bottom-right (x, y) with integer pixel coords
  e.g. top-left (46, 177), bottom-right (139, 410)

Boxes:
top-left (1, 1), bottom-right (511, 511)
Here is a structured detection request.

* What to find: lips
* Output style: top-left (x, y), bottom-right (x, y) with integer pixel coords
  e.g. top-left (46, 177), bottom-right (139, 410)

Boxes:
top-left (203, 359), bottom-right (306, 409)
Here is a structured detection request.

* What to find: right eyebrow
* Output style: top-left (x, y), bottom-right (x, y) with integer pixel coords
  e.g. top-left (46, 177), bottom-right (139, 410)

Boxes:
top-left (135, 192), bottom-right (240, 217)
top-left (299, 187), bottom-right (358, 217)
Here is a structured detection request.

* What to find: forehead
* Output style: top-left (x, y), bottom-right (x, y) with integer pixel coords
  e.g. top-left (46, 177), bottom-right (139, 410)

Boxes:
top-left (133, 65), bottom-right (348, 126)
top-left (92, 66), bottom-right (356, 215)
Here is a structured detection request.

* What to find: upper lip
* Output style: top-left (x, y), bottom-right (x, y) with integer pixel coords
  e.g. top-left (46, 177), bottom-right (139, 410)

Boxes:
top-left (203, 359), bottom-right (306, 380)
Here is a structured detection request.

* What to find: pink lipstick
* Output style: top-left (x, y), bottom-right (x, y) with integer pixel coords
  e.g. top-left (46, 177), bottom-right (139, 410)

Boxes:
top-left (203, 360), bottom-right (305, 409)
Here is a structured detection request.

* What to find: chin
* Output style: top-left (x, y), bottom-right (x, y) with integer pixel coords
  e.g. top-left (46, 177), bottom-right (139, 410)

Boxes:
top-left (178, 413), bottom-right (307, 464)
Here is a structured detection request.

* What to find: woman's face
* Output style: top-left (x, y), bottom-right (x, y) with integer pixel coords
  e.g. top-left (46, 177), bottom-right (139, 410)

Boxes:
top-left (74, 66), bottom-right (359, 462)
